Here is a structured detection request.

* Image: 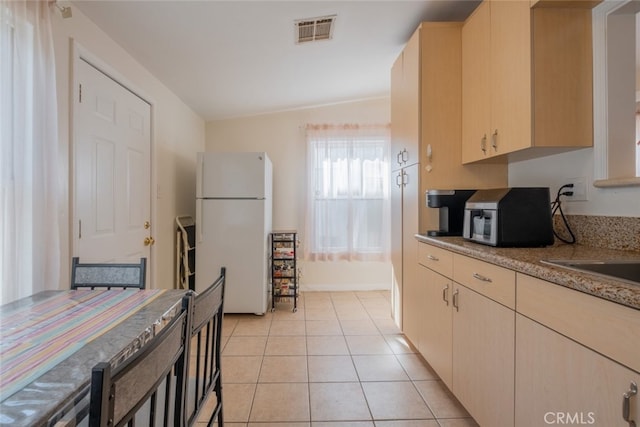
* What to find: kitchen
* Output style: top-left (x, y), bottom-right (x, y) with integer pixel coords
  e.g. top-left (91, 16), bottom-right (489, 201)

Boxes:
top-left (1, 0), bottom-right (639, 426)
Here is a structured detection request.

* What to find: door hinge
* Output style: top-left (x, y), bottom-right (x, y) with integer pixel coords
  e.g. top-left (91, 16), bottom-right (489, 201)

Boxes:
top-left (78, 219), bottom-right (82, 239)
top-left (79, 84), bottom-right (82, 103)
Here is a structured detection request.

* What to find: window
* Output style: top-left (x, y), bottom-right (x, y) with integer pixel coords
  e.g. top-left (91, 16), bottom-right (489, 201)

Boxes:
top-left (305, 124), bottom-right (390, 261)
top-left (592, 0), bottom-right (640, 187)
top-left (0, 0), bottom-right (60, 304)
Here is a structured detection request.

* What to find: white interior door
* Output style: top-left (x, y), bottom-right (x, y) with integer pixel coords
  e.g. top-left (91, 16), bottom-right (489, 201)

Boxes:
top-left (73, 58), bottom-right (152, 274)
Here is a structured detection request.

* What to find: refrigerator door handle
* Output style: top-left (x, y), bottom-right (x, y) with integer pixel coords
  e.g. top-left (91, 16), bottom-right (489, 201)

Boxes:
top-left (197, 154), bottom-right (204, 198)
top-left (196, 199), bottom-right (204, 243)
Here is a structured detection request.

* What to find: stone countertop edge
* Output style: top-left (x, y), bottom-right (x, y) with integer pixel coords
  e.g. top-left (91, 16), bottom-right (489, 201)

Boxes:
top-left (415, 234), bottom-right (640, 311)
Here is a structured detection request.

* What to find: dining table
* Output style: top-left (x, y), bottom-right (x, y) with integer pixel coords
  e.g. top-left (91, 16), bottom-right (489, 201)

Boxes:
top-left (0, 288), bottom-right (187, 427)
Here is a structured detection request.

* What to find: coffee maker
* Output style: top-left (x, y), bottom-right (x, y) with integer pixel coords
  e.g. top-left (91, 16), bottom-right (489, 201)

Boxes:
top-left (426, 189), bottom-right (476, 236)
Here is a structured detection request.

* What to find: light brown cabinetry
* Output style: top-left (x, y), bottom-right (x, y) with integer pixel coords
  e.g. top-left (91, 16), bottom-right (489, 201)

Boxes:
top-left (416, 244), bottom-right (454, 388)
top-left (516, 314), bottom-right (639, 427)
top-left (390, 26), bottom-right (419, 328)
top-left (417, 22), bottom-right (506, 231)
top-left (391, 22), bottom-right (507, 327)
top-left (391, 28), bottom-right (420, 170)
top-left (461, 0), bottom-right (594, 163)
top-left (415, 243), bottom-right (515, 426)
top-left (391, 162), bottom-right (419, 329)
top-left (415, 242), bottom-right (640, 427)
top-left (516, 274), bottom-right (640, 426)
top-left (451, 254), bottom-right (515, 427)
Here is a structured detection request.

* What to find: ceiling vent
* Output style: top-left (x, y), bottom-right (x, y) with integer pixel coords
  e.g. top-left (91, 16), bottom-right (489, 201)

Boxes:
top-left (295, 15), bottom-right (336, 44)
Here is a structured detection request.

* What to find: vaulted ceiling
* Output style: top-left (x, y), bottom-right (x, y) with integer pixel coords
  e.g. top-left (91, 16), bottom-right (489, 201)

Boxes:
top-left (72, 1), bottom-right (480, 120)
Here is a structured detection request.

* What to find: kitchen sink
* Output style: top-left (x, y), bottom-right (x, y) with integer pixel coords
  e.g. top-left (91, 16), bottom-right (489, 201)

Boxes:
top-left (541, 259), bottom-right (640, 286)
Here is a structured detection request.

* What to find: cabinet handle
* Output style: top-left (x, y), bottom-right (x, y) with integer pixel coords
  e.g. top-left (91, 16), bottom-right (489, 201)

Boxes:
top-left (427, 254), bottom-right (439, 261)
top-left (442, 285), bottom-right (449, 305)
top-left (472, 272), bottom-right (492, 283)
top-left (397, 151), bottom-right (403, 166)
top-left (402, 170), bottom-right (408, 187)
top-left (492, 129), bottom-right (498, 151)
top-left (395, 172), bottom-right (402, 188)
top-left (623, 381), bottom-right (637, 426)
top-left (481, 134), bottom-right (487, 153)
top-left (452, 289), bottom-right (459, 312)
top-left (402, 148), bottom-right (408, 163)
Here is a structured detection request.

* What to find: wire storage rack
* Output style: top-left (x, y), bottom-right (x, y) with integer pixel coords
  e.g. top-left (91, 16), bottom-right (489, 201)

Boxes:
top-left (270, 231), bottom-right (300, 312)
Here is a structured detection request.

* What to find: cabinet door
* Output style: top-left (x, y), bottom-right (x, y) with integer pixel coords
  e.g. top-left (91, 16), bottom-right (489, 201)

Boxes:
top-left (401, 164), bottom-right (420, 334)
top-left (461, 1), bottom-right (491, 163)
top-left (490, 0), bottom-right (531, 156)
top-left (516, 314), bottom-right (640, 427)
top-left (390, 28), bottom-right (420, 169)
top-left (452, 284), bottom-right (515, 426)
top-left (401, 26), bottom-right (420, 167)
top-left (390, 169), bottom-right (403, 327)
top-left (390, 54), bottom-right (405, 172)
top-left (418, 266), bottom-right (453, 389)
top-left (403, 263), bottom-right (422, 348)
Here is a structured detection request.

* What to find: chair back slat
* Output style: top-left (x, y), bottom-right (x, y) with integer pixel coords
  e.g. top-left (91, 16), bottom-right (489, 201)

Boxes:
top-left (71, 257), bottom-right (146, 290)
top-left (186, 267), bottom-right (225, 427)
top-left (191, 275), bottom-right (224, 333)
top-left (89, 293), bottom-right (193, 427)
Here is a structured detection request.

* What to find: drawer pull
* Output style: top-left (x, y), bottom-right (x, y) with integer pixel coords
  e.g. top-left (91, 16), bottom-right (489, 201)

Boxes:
top-left (452, 289), bottom-right (459, 312)
top-left (472, 272), bottom-right (492, 283)
top-left (623, 381), bottom-right (637, 426)
top-left (442, 285), bottom-right (449, 305)
top-left (427, 255), bottom-right (439, 261)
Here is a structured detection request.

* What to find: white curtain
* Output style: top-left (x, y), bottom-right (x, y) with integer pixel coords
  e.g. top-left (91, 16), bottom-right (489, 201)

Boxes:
top-left (0, 0), bottom-right (60, 304)
top-left (305, 124), bottom-right (390, 262)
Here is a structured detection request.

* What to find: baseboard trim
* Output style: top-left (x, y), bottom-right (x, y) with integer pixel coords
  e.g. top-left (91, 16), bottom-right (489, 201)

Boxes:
top-left (299, 283), bottom-right (391, 292)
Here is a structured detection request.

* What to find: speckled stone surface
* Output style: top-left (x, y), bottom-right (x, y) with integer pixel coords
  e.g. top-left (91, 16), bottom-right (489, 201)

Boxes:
top-left (0, 290), bottom-right (186, 427)
top-left (553, 215), bottom-right (640, 251)
top-left (415, 235), bottom-right (640, 311)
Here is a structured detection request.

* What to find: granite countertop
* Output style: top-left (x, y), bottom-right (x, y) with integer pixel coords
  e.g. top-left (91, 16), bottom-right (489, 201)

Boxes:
top-left (415, 234), bottom-right (640, 311)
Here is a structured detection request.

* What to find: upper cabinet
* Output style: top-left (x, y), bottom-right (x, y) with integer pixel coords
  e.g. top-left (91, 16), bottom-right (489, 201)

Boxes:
top-left (462, 0), bottom-right (594, 163)
top-left (391, 22), bottom-right (507, 233)
top-left (391, 28), bottom-right (420, 171)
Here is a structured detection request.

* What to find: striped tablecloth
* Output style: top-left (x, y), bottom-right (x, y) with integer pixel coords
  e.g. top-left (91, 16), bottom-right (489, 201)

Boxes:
top-left (0, 289), bottom-right (164, 402)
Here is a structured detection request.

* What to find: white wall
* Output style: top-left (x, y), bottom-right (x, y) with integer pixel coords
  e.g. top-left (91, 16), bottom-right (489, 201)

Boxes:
top-left (509, 148), bottom-right (640, 216)
top-left (205, 98), bottom-right (392, 291)
top-left (51, 8), bottom-right (205, 289)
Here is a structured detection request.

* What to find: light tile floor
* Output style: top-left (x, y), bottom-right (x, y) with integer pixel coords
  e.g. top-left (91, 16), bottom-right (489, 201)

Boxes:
top-left (198, 291), bottom-right (478, 427)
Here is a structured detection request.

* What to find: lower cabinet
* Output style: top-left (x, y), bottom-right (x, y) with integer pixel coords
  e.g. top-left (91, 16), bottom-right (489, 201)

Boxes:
top-left (402, 264), bottom-right (422, 350)
top-left (416, 244), bottom-right (515, 426)
top-left (452, 282), bottom-right (515, 427)
top-left (415, 241), bottom-right (640, 427)
top-left (417, 265), bottom-right (453, 388)
top-left (516, 314), bottom-right (640, 426)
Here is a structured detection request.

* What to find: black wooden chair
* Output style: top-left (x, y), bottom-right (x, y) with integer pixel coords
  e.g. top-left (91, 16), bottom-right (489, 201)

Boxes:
top-left (185, 267), bottom-right (225, 427)
top-left (88, 292), bottom-right (194, 427)
top-left (71, 257), bottom-right (146, 290)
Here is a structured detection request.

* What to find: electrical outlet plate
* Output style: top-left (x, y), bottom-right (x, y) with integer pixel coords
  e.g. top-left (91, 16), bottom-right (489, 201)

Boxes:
top-left (564, 176), bottom-right (587, 201)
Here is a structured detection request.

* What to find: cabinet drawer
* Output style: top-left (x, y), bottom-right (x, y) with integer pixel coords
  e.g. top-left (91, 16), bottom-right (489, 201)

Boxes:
top-left (418, 243), bottom-right (453, 277)
top-left (517, 273), bottom-right (640, 373)
top-left (452, 254), bottom-right (515, 309)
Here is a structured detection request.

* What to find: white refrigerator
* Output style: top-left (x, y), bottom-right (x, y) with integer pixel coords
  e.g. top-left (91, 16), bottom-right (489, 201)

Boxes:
top-left (195, 151), bottom-right (272, 314)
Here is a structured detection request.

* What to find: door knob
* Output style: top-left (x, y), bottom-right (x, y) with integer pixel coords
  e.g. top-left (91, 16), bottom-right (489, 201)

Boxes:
top-left (144, 221), bottom-right (151, 229)
top-left (144, 237), bottom-right (155, 246)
